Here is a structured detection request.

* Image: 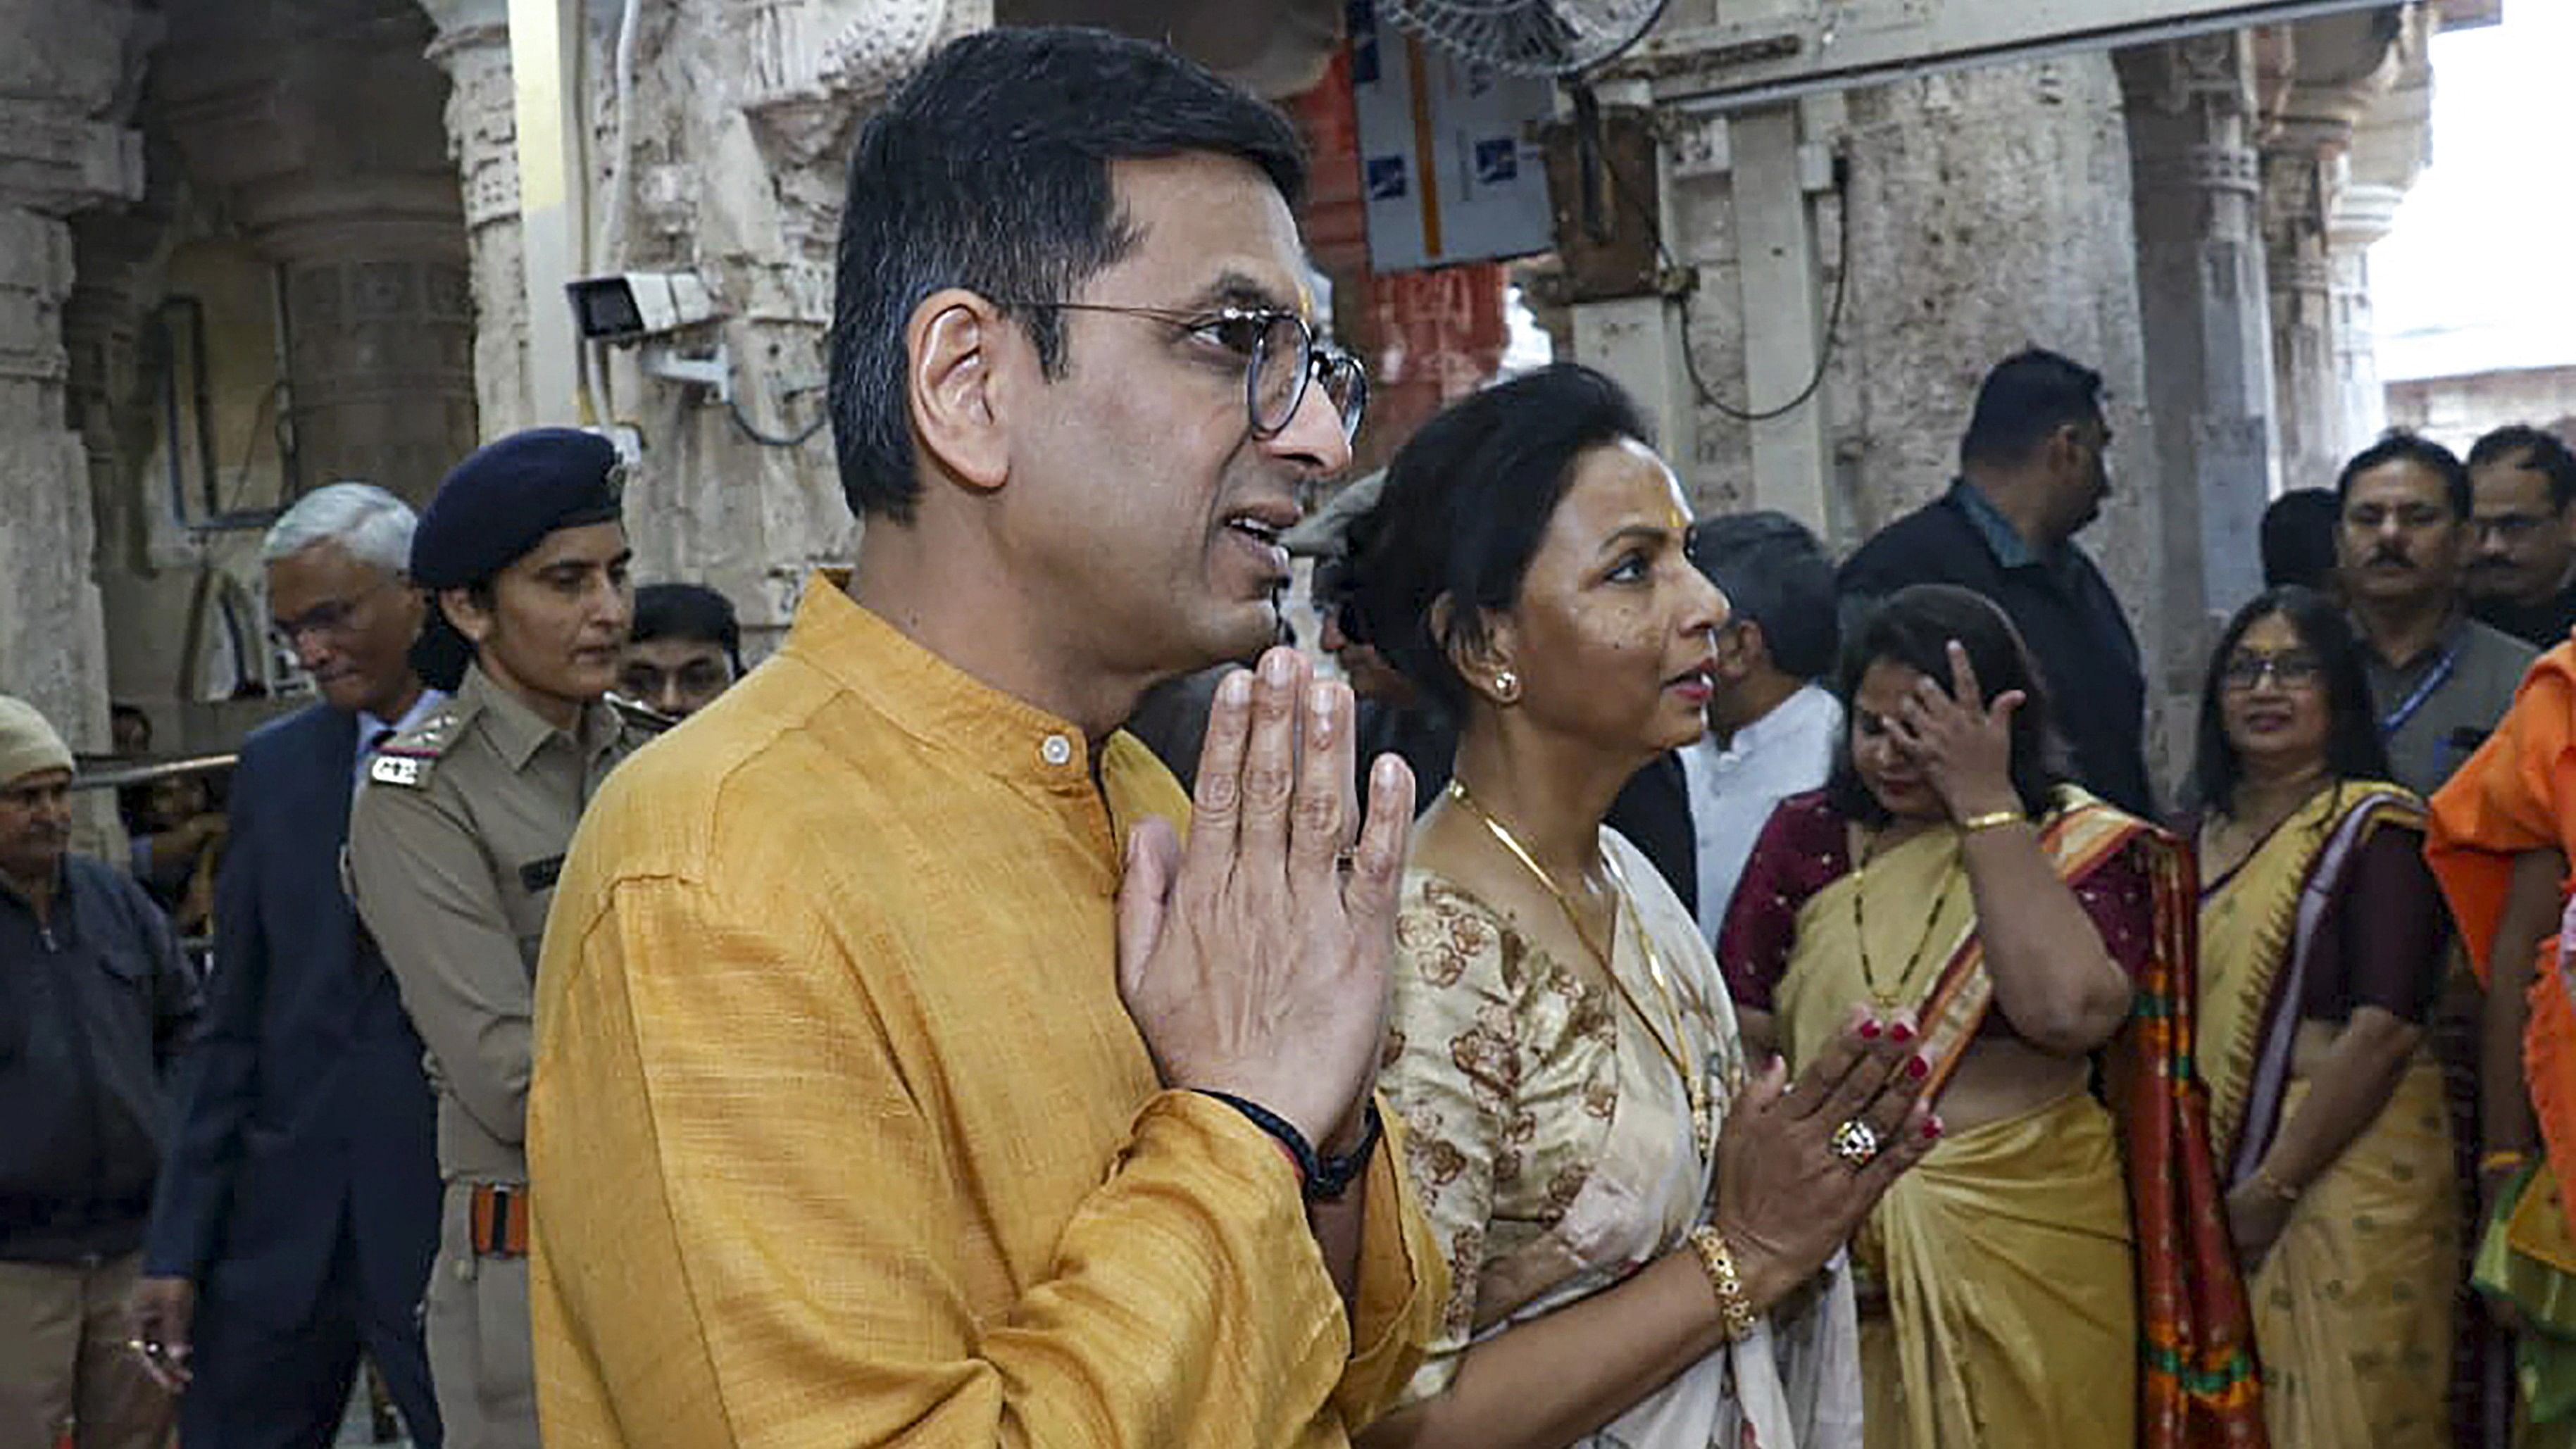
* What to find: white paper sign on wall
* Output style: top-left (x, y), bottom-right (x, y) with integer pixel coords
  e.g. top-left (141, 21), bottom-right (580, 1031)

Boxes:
top-left (1349, 0), bottom-right (1558, 275)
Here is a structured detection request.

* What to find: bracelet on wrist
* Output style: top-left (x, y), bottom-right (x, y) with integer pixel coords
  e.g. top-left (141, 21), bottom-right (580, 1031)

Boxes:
top-left (1956, 808), bottom-right (2025, 834)
top-left (1194, 1091), bottom-right (1380, 1202)
top-left (2482, 1149), bottom-right (2534, 1174)
top-left (1687, 1226), bottom-right (1759, 1344)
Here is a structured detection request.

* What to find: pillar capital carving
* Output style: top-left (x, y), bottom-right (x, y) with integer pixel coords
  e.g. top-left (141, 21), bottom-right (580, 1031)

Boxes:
top-left (731, 0), bottom-right (989, 167)
top-left (0, 100), bottom-right (146, 219)
top-left (2115, 30), bottom-right (2255, 122)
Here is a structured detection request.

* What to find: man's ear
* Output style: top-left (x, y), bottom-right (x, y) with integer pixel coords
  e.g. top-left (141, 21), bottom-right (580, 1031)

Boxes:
top-left (1713, 619), bottom-right (1764, 683)
top-left (906, 288), bottom-right (1013, 495)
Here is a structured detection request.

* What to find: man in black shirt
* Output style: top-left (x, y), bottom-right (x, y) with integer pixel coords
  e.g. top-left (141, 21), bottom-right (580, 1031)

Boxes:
top-left (2464, 424), bottom-right (2576, 649)
top-left (1839, 348), bottom-right (2153, 815)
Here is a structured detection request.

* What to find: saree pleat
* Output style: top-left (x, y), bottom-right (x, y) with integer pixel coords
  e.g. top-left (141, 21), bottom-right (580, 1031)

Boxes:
top-left (1855, 1088), bottom-right (2136, 1449)
top-left (2245, 1067), bottom-right (2456, 1449)
top-left (1771, 789), bottom-right (2262, 1448)
top-left (2196, 784), bottom-right (2455, 1449)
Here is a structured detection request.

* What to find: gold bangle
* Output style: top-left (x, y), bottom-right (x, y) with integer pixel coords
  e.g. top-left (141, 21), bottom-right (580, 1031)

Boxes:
top-left (2482, 1149), bottom-right (2533, 1174)
top-left (1956, 808), bottom-right (2024, 834)
top-left (2253, 1165), bottom-right (2302, 1204)
top-left (1687, 1226), bottom-right (1759, 1344)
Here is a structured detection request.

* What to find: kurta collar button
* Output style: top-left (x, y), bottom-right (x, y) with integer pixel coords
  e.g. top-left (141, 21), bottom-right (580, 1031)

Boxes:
top-left (1039, 734), bottom-right (1074, 767)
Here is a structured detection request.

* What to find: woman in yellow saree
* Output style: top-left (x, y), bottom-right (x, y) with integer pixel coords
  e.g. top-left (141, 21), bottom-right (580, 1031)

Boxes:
top-left (1346, 366), bottom-right (1937, 1449)
top-left (2190, 586), bottom-right (2456, 1448)
top-left (1720, 584), bottom-right (2261, 1449)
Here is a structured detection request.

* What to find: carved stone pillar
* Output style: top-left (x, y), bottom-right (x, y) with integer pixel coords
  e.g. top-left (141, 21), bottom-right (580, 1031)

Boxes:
top-left (2261, 141), bottom-right (2341, 491)
top-left (2258, 10), bottom-right (2401, 489)
top-left (2118, 31), bottom-right (2277, 640)
top-left (0, 0), bottom-right (149, 763)
top-left (161, 0), bottom-right (477, 505)
top-left (423, 0), bottom-right (529, 437)
top-left (2327, 180), bottom-right (2404, 451)
top-left (253, 198), bottom-right (477, 504)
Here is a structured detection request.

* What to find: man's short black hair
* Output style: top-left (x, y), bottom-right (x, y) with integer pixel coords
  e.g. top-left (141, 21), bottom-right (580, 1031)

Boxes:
top-left (1688, 511), bottom-right (1839, 681)
top-left (2259, 488), bottom-right (2341, 591)
top-left (1958, 348), bottom-right (2106, 470)
top-left (632, 582), bottom-right (743, 672)
top-left (2334, 428), bottom-right (2470, 519)
top-left (2468, 424), bottom-right (2576, 513)
top-left (1349, 364), bottom-right (1653, 722)
top-left (826, 27), bottom-right (1307, 525)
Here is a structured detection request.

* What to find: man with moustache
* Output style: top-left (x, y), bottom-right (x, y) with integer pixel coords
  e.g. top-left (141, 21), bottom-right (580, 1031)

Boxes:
top-left (2335, 429), bottom-right (2534, 797)
top-left (129, 484), bottom-right (445, 1447)
top-left (2463, 425), bottom-right (2576, 648)
top-left (346, 429), bottom-right (658, 1449)
top-left (0, 696), bottom-right (199, 1449)
top-left (527, 29), bottom-right (1443, 1448)
top-left (1839, 348), bottom-right (2153, 814)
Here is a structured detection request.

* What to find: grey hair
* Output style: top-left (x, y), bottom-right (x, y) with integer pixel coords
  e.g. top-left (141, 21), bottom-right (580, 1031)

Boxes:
top-left (260, 482), bottom-right (417, 575)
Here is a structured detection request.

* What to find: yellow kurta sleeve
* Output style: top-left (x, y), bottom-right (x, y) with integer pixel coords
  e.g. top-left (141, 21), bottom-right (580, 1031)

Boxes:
top-left (1328, 1110), bottom-right (1446, 1428)
top-left (530, 862), bottom-right (1435, 1448)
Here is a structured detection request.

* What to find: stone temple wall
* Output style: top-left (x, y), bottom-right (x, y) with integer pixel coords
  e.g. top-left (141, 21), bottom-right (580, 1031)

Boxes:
top-left (1668, 53), bottom-right (2187, 795)
top-left (418, 0), bottom-right (988, 659)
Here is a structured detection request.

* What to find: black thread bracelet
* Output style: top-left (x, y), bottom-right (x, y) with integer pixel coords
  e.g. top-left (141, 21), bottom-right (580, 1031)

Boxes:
top-left (1196, 1091), bottom-right (1382, 1201)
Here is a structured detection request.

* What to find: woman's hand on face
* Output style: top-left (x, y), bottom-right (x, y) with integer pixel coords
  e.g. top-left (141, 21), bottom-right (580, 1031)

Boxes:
top-left (1889, 640), bottom-right (2025, 824)
top-left (1708, 1006), bottom-right (1938, 1310)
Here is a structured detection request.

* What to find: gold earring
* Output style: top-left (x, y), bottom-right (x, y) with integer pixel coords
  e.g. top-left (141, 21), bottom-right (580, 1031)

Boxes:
top-left (1493, 670), bottom-right (1521, 703)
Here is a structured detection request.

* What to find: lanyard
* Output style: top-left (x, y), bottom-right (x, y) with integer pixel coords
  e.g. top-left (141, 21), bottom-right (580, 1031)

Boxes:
top-left (2379, 641), bottom-right (2462, 739)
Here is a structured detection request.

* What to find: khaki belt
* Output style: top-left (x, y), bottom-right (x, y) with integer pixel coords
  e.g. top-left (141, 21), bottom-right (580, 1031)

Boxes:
top-left (469, 1184), bottom-right (530, 1258)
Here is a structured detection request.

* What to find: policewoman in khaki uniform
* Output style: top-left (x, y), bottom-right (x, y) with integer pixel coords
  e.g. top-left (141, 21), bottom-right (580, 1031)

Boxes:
top-left (347, 429), bottom-right (661, 1449)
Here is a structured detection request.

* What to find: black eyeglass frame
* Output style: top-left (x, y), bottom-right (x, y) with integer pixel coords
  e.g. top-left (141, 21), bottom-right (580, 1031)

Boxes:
top-left (994, 300), bottom-right (1368, 444)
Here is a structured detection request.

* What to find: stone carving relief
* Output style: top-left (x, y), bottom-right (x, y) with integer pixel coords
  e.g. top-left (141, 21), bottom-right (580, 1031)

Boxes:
top-left (733, 0), bottom-right (986, 168)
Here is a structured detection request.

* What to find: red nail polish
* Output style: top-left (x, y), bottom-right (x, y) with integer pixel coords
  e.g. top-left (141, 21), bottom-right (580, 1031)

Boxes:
top-left (1888, 1021), bottom-right (1915, 1046)
top-left (1906, 1054), bottom-right (1930, 1080)
top-left (1924, 1115), bottom-right (1944, 1140)
top-left (1858, 1019), bottom-right (1882, 1041)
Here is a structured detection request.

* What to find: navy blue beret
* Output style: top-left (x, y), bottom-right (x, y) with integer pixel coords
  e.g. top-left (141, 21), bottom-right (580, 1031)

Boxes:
top-left (409, 427), bottom-right (626, 589)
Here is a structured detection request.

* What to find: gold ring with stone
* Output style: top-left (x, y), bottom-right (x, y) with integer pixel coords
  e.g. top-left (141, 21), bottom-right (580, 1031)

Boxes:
top-left (1830, 1118), bottom-right (1881, 1169)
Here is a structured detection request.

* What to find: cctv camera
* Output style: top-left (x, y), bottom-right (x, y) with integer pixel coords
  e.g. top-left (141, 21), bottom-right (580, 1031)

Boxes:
top-left (566, 272), bottom-right (718, 343)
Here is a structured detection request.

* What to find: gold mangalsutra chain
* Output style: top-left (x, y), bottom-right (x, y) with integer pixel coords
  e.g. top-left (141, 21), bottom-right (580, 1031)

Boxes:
top-left (1445, 779), bottom-right (1713, 1157)
top-left (1850, 825), bottom-right (1965, 1012)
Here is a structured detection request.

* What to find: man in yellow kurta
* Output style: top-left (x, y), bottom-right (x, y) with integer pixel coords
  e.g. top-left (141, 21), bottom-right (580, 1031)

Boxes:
top-left (525, 26), bottom-right (1442, 1449)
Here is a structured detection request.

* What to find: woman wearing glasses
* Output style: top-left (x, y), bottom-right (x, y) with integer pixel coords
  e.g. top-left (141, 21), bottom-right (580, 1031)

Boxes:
top-left (1347, 365), bottom-right (1932, 1449)
top-left (2190, 586), bottom-right (2456, 1448)
top-left (1718, 584), bottom-right (2258, 1449)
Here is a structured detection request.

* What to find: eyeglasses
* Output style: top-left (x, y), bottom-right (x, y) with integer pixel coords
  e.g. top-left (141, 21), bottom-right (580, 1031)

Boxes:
top-left (1000, 301), bottom-right (1368, 443)
top-left (2219, 650), bottom-right (2324, 693)
top-left (269, 578), bottom-right (399, 651)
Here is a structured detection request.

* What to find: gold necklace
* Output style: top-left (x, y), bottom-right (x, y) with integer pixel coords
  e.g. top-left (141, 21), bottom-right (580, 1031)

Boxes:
top-left (1849, 824), bottom-right (1965, 1012)
top-left (1446, 779), bottom-right (1713, 1158)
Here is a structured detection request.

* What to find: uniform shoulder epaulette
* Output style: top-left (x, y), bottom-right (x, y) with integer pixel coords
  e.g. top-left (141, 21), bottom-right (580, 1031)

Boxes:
top-left (368, 701), bottom-right (470, 789)
top-left (605, 691), bottom-right (680, 737)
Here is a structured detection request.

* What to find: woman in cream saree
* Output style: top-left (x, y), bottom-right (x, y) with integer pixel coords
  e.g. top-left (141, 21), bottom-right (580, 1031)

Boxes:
top-left (1721, 586), bottom-right (2261, 1449)
top-left (2193, 589), bottom-right (2456, 1448)
top-left (1344, 365), bottom-right (1934, 1449)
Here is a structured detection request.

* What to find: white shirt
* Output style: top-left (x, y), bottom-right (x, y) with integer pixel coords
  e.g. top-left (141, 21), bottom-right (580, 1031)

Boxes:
top-left (355, 688), bottom-right (450, 797)
top-left (1679, 682), bottom-right (1844, 948)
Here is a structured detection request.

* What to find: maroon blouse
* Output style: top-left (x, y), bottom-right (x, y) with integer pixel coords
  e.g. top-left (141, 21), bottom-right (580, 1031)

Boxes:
top-left (1716, 792), bottom-right (2156, 1020)
top-left (2191, 819), bottom-right (2448, 1025)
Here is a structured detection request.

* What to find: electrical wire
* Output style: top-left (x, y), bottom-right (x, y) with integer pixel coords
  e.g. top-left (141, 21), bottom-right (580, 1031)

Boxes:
top-left (1588, 103), bottom-right (1851, 423)
top-left (601, 0), bottom-right (642, 269)
top-left (725, 393), bottom-right (827, 449)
